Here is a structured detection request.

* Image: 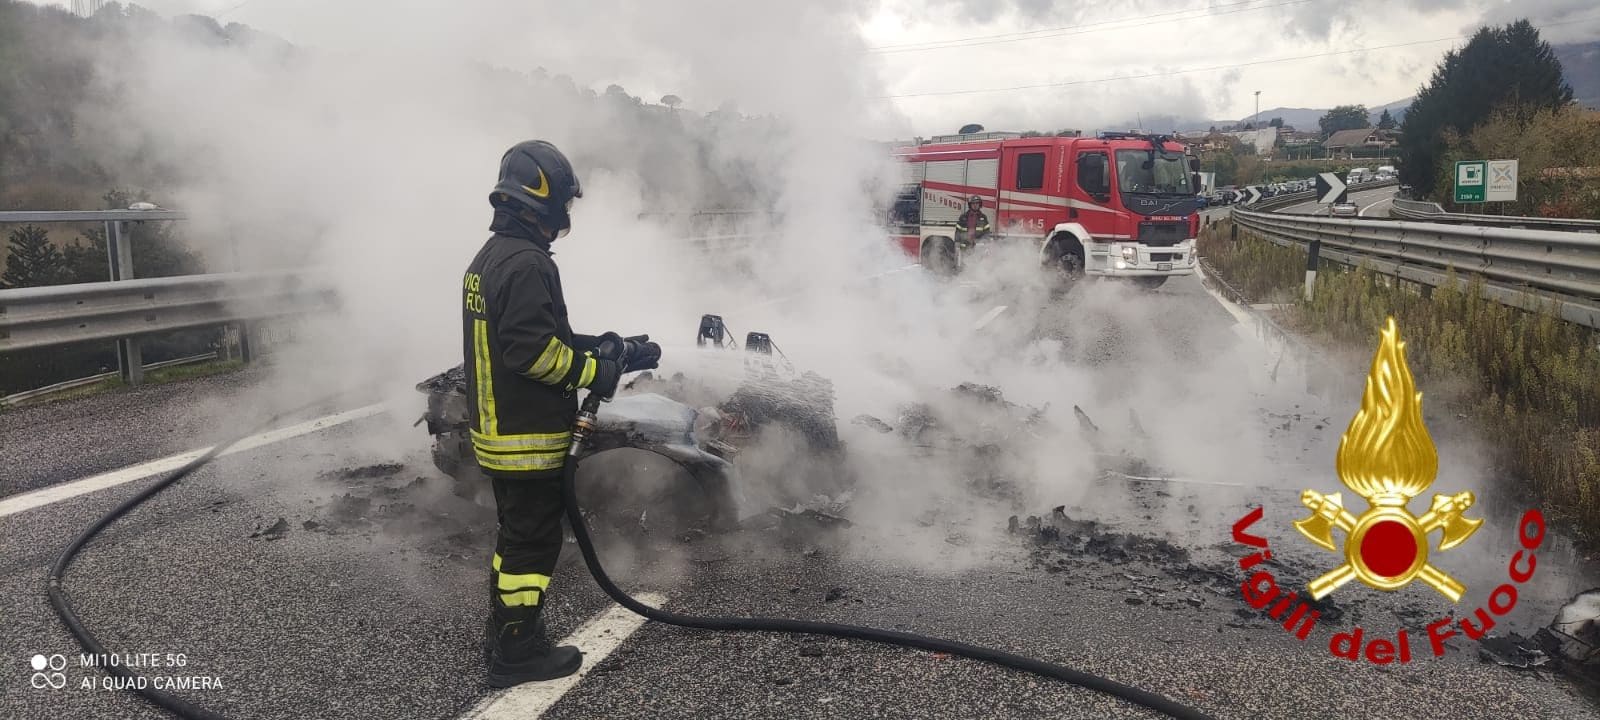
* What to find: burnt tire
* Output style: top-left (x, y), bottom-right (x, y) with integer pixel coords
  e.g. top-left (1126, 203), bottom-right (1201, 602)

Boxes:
top-left (922, 237), bottom-right (959, 277)
top-left (574, 448), bottom-right (726, 538)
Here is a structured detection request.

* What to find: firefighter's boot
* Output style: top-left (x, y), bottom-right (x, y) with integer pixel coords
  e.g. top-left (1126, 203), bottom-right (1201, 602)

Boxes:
top-left (486, 600), bottom-right (582, 687)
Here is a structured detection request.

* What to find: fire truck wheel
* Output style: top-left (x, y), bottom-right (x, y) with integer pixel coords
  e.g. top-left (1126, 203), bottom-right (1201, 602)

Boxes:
top-left (922, 237), bottom-right (959, 277)
top-left (1132, 276), bottom-right (1167, 290)
top-left (1051, 249), bottom-right (1084, 282)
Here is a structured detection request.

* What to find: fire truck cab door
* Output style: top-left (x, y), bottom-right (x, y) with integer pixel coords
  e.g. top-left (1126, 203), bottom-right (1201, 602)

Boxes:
top-left (999, 143), bottom-right (1056, 238)
top-left (1072, 148), bottom-right (1121, 240)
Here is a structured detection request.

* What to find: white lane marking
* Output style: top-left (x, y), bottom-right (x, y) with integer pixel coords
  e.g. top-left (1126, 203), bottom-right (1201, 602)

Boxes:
top-left (973, 305), bottom-right (1008, 331)
top-left (1359, 196), bottom-right (1392, 217)
top-left (462, 593), bottom-right (667, 720)
top-left (0, 404), bottom-right (387, 518)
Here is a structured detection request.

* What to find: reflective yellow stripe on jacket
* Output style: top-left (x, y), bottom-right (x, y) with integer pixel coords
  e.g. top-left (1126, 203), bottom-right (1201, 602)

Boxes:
top-left (473, 319), bottom-right (497, 435)
top-left (472, 318), bottom-right (571, 473)
top-left (525, 336), bottom-right (575, 383)
top-left (470, 429), bottom-right (571, 472)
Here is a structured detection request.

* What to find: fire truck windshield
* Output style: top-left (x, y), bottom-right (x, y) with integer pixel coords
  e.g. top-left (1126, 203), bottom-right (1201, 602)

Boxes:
top-left (1114, 150), bottom-right (1194, 195)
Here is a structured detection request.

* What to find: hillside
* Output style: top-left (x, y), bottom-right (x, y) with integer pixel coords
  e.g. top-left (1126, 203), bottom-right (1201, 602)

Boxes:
top-left (0, 0), bottom-right (802, 215)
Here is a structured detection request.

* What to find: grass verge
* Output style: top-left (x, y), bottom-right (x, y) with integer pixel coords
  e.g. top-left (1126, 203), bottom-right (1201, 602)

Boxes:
top-left (1, 357), bottom-right (248, 411)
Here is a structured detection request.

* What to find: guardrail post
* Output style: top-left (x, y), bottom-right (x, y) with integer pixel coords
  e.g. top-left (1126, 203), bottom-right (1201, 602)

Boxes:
top-left (227, 229), bottom-right (253, 365)
top-left (106, 220), bottom-right (144, 385)
top-left (239, 322), bottom-right (254, 362)
top-left (1304, 238), bottom-right (1321, 302)
top-left (1230, 223), bottom-right (1238, 244)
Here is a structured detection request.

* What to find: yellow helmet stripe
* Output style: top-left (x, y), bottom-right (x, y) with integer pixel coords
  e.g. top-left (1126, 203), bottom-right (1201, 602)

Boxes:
top-left (521, 168), bottom-right (550, 198)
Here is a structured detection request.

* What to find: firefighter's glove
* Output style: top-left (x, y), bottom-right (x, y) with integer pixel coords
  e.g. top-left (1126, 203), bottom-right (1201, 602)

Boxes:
top-left (621, 334), bottom-right (662, 373)
top-left (588, 356), bottom-right (623, 400)
top-left (575, 331), bottom-right (623, 354)
top-left (592, 333), bottom-right (627, 363)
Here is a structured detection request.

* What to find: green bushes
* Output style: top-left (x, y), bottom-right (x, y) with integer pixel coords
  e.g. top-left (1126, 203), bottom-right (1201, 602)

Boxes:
top-left (1194, 219), bottom-right (1305, 304)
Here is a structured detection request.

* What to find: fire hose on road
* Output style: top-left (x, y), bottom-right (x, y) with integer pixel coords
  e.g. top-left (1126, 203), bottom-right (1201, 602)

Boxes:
top-left (47, 390), bottom-right (1219, 720)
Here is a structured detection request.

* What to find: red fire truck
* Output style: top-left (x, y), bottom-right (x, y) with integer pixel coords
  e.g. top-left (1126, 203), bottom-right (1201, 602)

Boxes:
top-left (888, 131), bottom-right (1202, 288)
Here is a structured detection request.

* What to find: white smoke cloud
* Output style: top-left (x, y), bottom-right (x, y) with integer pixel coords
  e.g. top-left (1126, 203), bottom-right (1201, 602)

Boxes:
top-left (57, 0), bottom-right (1578, 576)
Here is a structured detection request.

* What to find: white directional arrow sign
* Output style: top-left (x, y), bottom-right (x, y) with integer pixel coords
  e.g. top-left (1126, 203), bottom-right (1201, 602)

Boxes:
top-left (1315, 172), bottom-right (1348, 204)
top-left (1243, 186), bottom-right (1262, 204)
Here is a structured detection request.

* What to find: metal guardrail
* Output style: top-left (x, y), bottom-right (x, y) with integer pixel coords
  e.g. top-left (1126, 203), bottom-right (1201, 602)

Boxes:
top-left (0, 209), bottom-right (188, 223)
top-left (1230, 207), bottom-right (1600, 329)
top-left (0, 271), bottom-right (338, 352)
top-left (0, 205), bottom-right (767, 401)
top-left (1389, 198), bottom-right (1600, 232)
top-left (0, 222), bottom-right (760, 354)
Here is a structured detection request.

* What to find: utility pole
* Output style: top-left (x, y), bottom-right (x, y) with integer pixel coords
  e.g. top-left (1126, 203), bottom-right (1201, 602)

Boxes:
top-left (1254, 90), bottom-right (1261, 127)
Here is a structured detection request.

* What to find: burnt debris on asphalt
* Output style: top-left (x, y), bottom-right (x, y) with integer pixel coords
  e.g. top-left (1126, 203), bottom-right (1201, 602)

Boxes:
top-left (1009, 501), bottom-right (1354, 627)
top-left (1480, 588), bottom-right (1600, 684)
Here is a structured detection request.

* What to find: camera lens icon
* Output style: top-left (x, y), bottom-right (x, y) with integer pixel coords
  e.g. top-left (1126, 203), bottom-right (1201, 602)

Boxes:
top-left (28, 654), bottom-right (67, 690)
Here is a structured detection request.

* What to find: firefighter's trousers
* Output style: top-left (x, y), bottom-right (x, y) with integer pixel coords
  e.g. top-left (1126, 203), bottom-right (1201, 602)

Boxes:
top-left (489, 474), bottom-right (565, 609)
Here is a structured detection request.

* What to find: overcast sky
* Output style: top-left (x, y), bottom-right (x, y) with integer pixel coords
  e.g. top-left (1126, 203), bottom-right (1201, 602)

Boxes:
top-left (42, 0), bottom-right (1600, 135)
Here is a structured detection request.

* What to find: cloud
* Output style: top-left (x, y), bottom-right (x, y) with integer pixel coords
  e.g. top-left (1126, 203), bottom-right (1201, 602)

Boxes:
top-left (1480, 0), bottom-right (1600, 44)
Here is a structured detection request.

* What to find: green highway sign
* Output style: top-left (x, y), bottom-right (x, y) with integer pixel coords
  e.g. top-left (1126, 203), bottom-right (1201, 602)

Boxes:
top-left (1454, 160), bottom-right (1486, 203)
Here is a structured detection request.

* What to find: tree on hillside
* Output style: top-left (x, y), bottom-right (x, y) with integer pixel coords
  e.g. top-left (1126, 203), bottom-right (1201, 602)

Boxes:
top-left (61, 234), bottom-right (108, 283)
top-left (1377, 109), bottom-right (1396, 130)
top-left (1318, 105), bottom-right (1369, 138)
top-left (1399, 19), bottom-right (1572, 196)
top-left (660, 94), bottom-right (682, 108)
top-left (2, 225), bottom-right (65, 288)
top-left (1269, 117), bottom-right (1283, 128)
top-left (1243, 122), bottom-right (1254, 130)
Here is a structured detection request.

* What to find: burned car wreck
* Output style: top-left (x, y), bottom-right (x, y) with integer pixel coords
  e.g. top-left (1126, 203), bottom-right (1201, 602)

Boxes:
top-left (416, 313), bottom-right (1150, 538)
top-left (416, 315), bottom-right (848, 535)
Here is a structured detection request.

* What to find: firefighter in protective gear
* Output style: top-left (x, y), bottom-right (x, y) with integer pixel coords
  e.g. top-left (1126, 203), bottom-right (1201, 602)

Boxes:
top-left (954, 195), bottom-right (990, 250)
top-left (463, 140), bottom-right (662, 688)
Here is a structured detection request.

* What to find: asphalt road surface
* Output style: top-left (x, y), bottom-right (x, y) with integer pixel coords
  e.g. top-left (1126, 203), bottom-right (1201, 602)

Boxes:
top-left (3, 268), bottom-right (1596, 720)
top-left (1278, 186), bottom-right (1397, 217)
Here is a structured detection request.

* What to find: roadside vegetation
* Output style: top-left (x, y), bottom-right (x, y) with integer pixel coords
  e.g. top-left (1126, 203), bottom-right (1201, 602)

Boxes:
top-left (1199, 217), bottom-right (1600, 543)
top-left (0, 356), bottom-right (246, 412)
top-left (1397, 19), bottom-right (1594, 217)
top-left (1441, 104), bottom-right (1600, 218)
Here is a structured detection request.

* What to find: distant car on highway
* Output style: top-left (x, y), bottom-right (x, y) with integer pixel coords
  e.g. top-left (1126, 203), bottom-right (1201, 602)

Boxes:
top-left (1330, 201), bottom-right (1359, 217)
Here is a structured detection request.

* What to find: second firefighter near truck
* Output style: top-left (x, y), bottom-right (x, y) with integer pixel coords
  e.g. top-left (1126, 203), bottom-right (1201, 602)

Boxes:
top-left (462, 139), bottom-right (661, 688)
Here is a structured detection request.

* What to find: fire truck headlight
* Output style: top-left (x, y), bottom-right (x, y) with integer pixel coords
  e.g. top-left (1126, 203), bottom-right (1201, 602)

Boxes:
top-left (1114, 260), bottom-right (1128, 270)
top-left (1120, 246), bottom-right (1137, 262)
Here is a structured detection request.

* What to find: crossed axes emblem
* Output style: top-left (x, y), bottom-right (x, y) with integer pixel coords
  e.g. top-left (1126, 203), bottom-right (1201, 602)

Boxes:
top-left (1292, 318), bottom-right (1482, 601)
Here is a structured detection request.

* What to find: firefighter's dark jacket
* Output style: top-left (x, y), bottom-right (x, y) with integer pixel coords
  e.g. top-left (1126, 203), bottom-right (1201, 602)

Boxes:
top-left (462, 223), bottom-right (601, 478)
top-left (956, 208), bottom-right (990, 239)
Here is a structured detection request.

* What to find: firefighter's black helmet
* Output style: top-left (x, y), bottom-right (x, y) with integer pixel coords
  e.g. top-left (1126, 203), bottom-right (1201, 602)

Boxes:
top-left (968, 195), bottom-right (982, 206)
top-left (490, 140), bottom-right (583, 238)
